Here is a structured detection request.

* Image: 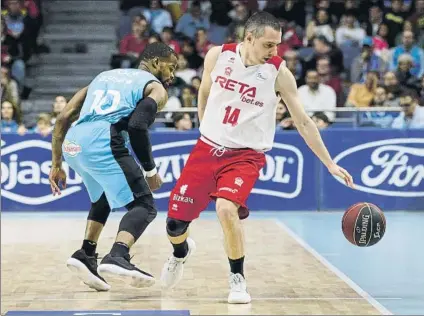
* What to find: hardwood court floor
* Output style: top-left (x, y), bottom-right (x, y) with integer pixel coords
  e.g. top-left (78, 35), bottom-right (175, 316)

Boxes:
top-left (1, 213), bottom-right (382, 315)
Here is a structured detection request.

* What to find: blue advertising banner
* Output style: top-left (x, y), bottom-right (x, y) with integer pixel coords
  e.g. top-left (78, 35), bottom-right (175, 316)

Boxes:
top-left (321, 129), bottom-right (424, 211)
top-left (1, 129), bottom-right (423, 212)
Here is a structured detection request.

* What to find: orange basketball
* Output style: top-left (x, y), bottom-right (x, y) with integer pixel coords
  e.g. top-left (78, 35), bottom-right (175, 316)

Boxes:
top-left (342, 202), bottom-right (386, 247)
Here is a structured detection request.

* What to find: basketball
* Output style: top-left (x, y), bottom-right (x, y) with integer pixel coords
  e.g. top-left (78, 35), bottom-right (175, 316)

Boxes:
top-left (342, 203), bottom-right (386, 247)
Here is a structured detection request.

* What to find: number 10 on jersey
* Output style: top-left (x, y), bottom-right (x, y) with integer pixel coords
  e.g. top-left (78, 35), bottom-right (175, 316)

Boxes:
top-left (223, 106), bottom-right (240, 126)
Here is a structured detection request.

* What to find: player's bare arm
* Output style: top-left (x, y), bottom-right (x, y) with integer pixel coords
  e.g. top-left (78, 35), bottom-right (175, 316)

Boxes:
top-left (127, 81), bottom-right (168, 191)
top-left (197, 46), bottom-right (221, 122)
top-left (49, 86), bottom-right (88, 195)
top-left (275, 67), bottom-right (354, 188)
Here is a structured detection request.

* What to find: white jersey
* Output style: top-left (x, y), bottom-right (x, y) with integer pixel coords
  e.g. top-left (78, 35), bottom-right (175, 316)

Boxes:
top-left (199, 43), bottom-right (283, 152)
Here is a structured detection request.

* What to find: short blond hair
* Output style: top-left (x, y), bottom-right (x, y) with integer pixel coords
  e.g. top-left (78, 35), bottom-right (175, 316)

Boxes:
top-left (37, 113), bottom-right (52, 124)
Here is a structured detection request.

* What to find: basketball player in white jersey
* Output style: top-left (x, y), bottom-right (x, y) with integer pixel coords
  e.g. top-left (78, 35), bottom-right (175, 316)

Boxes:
top-left (160, 12), bottom-right (354, 303)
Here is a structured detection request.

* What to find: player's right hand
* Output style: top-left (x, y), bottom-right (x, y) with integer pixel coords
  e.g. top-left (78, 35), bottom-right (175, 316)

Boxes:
top-left (49, 166), bottom-right (67, 196)
top-left (146, 173), bottom-right (162, 191)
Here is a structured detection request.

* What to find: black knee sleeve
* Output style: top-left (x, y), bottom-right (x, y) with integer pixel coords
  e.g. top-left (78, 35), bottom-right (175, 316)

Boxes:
top-left (166, 217), bottom-right (190, 237)
top-left (87, 193), bottom-right (111, 225)
top-left (118, 194), bottom-right (157, 241)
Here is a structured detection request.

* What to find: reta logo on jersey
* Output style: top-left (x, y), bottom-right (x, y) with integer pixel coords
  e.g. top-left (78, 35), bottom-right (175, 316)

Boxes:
top-left (215, 75), bottom-right (264, 107)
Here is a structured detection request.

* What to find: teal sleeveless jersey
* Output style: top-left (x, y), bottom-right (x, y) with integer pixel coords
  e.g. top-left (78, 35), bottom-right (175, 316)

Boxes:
top-left (75, 69), bottom-right (160, 125)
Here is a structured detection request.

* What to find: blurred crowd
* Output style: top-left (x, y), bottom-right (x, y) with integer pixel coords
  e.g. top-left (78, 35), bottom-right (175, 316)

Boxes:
top-left (1, 0), bottom-right (50, 135)
top-left (112, 0), bottom-right (424, 131)
top-left (2, 0), bottom-right (424, 136)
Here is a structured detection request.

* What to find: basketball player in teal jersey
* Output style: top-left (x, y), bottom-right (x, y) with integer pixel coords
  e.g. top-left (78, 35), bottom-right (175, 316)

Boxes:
top-left (49, 43), bottom-right (177, 291)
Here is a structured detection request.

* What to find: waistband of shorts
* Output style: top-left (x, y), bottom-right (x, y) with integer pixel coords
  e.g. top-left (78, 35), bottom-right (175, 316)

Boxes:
top-left (200, 135), bottom-right (249, 151)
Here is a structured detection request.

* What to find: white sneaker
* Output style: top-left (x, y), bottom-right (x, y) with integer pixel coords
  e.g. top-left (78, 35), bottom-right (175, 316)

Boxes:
top-left (160, 237), bottom-right (196, 289)
top-left (228, 273), bottom-right (251, 304)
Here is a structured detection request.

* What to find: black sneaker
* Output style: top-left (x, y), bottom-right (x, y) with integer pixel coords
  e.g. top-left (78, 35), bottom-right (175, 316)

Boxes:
top-left (97, 253), bottom-right (155, 288)
top-left (66, 249), bottom-right (111, 291)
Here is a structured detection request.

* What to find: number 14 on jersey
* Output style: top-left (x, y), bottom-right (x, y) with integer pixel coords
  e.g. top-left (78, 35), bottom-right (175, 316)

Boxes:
top-left (223, 106), bottom-right (240, 126)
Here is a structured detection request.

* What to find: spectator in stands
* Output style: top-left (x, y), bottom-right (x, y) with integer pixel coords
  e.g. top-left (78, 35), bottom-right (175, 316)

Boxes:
top-left (148, 33), bottom-right (161, 44)
top-left (181, 37), bottom-right (203, 69)
top-left (191, 76), bottom-right (201, 92)
top-left (335, 13), bottom-right (366, 47)
top-left (1, 100), bottom-right (25, 134)
top-left (383, 0), bottom-right (407, 47)
top-left (2, 0), bottom-right (32, 61)
top-left (408, 0), bottom-right (424, 34)
top-left (160, 27), bottom-right (181, 54)
top-left (175, 53), bottom-right (197, 84)
top-left (228, 2), bottom-right (249, 43)
top-left (267, 0), bottom-right (306, 28)
top-left (173, 112), bottom-right (193, 131)
top-left (364, 5), bottom-right (384, 36)
top-left (23, 0), bottom-right (45, 56)
top-left (276, 19), bottom-right (303, 58)
top-left (313, 0), bottom-right (338, 25)
top-left (383, 71), bottom-right (402, 106)
top-left (208, 0), bottom-right (234, 45)
top-left (372, 23), bottom-right (390, 59)
top-left (175, 1), bottom-right (210, 40)
top-left (33, 113), bottom-right (52, 136)
top-left (305, 35), bottom-right (344, 75)
top-left (311, 112), bottom-right (331, 130)
top-left (316, 56), bottom-right (343, 106)
top-left (284, 50), bottom-right (304, 87)
top-left (1, 65), bottom-right (19, 107)
top-left (390, 30), bottom-right (424, 77)
top-left (395, 53), bottom-right (421, 92)
top-left (180, 85), bottom-right (196, 107)
top-left (371, 86), bottom-right (389, 106)
top-left (298, 70), bottom-right (337, 121)
top-left (1, 18), bottom-right (25, 90)
top-left (51, 95), bottom-right (67, 125)
top-left (395, 20), bottom-right (424, 48)
top-left (275, 101), bottom-right (287, 126)
top-left (392, 90), bottom-right (424, 128)
top-left (119, 18), bottom-right (148, 68)
top-left (346, 71), bottom-right (379, 107)
top-left (361, 86), bottom-right (398, 127)
top-left (195, 28), bottom-right (214, 58)
top-left (351, 37), bottom-right (388, 83)
top-left (305, 10), bottom-right (334, 44)
top-left (165, 85), bottom-right (197, 110)
top-left (275, 100), bottom-right (295, 130)
top-left (143, 0), bottom-right (173, 34)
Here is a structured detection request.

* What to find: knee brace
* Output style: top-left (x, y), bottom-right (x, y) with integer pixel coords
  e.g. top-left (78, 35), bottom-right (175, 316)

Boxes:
top-left (166, 217), bottom-right (190, 237)
top-left (87, 193), bottom-right (111, 225)
top-left (118, 194), bottom-right (157, 241)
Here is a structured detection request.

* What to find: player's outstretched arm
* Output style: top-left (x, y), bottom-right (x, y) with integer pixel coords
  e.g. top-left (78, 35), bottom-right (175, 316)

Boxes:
top-left (198, 46), bottom-right (220, 122)
top-left (50, 86), bottom-right (88, 195)
top-left (127, 81), bottom-right (168, 191)
top-left (275, 68), bottom-right (354, 188)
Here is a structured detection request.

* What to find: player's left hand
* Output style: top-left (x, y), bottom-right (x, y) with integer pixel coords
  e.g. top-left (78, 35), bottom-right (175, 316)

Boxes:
top-left (146, 173), bottom-right (163, 191)
top-left (49, 166), bottom-right (67, 196)
top-left (327, 163), bottom-right (355, 189)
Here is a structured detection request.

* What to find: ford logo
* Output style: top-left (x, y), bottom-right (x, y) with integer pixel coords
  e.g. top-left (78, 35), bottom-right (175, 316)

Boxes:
top-left (333, 138), bottom-right (424, 197)
top-left (151, 140), bottom-right (303, 199)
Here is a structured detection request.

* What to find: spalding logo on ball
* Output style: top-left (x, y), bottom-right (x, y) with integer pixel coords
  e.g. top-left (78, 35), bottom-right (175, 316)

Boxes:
top-left (342, 202), bottom-right (386, 247)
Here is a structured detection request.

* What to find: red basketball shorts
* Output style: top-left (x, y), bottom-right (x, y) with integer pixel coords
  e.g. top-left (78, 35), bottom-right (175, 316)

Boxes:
top-left (167, 137), bottom-right (266, 222)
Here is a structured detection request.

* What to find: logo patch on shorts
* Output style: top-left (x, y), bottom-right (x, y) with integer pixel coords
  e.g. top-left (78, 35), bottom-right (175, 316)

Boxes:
top-left (63, 140), bottom-right (82, 157)
top-left (219, 187), bottom-right (238, 194)
top-left (234, 177), bottom-right (243, 187)
top-left (180, 184), bottom-right (188, 195)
